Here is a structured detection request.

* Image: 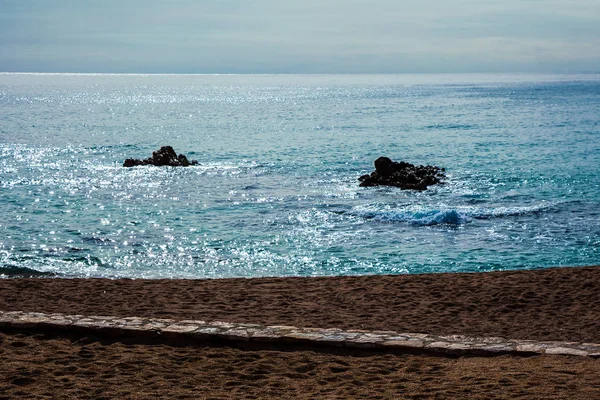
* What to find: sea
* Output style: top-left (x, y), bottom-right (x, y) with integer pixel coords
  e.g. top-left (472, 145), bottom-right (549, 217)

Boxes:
top-left (1, 73), bottom-right (599, 279)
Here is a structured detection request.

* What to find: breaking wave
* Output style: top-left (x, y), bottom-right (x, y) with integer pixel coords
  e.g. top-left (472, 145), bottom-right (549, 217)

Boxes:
top-left (348, 203), bottom-right (555, 226)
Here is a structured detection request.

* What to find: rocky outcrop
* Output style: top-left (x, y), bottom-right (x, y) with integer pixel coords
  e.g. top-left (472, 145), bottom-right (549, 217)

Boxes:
top-left (123, 146), bottom-right (198, 167)
top-left (359, 157), bottom-right (445, 190)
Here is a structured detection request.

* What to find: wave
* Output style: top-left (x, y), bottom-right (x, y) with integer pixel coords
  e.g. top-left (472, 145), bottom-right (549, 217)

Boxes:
top-left (348, 202), bottom-right (555, 226)
top-left (0, 265), bottom-right (57, 278)
top-left (468, 203), bottom-right (553, 219)
top-left (349, 206), bottom-right (466, 226)
top-left (424, 123), bottom-right (478, 130)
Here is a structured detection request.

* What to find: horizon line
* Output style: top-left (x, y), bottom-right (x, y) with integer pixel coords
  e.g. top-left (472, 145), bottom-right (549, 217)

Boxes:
top-left (2, 71), bottom-right (600, 76)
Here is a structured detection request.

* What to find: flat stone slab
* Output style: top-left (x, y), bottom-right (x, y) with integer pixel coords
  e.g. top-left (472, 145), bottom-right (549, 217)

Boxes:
top-left (1, 311), bottom-right (599, 358)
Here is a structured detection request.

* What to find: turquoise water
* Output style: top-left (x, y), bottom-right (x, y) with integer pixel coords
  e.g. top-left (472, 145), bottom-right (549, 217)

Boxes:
top-left (1, 73), bottom-right (599, 278)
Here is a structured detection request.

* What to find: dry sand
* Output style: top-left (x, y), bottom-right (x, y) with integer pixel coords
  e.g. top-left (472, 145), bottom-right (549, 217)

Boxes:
top-left (1, 266), bottom-right (600, 399)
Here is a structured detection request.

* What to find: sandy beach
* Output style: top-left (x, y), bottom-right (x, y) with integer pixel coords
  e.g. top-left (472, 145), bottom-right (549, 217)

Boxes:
top-left (2, 266), bottom-right (600, 398)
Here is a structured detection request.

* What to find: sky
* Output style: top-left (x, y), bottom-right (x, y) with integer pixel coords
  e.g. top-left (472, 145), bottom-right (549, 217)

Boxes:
top-left (1, 0), bottom-right (599, 73)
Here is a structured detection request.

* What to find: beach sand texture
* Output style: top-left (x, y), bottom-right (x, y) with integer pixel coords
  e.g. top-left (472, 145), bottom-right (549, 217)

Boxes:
top-left (2, 266), bottom-right (600, 342)
top-left (1, 266), bottom-right (600, 398)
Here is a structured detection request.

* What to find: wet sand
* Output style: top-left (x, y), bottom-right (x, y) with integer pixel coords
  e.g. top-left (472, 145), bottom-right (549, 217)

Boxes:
top-left (1, 266), bottom-right (600, 398)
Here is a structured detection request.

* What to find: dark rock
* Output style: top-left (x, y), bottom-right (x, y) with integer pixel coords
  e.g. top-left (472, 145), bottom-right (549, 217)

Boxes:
top-left (123, 158), bottom-right (142, 167)
top-left (359, 157), bottom-right (445, 190)
top-left (374, 156), bottom-right (395, 176)
top-left (123, 146), bottom-right (198, 167)
top-left (177, 154), bottom-right (191, 167)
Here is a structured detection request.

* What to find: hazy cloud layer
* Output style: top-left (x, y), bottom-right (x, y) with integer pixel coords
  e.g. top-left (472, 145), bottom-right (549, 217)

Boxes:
top-left (1, 0), bottom-right (599, 73)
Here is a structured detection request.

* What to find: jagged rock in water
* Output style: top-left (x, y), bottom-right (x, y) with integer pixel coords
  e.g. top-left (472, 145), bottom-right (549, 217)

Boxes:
top-left (358, 156), bottom-right (445, 191)
top-left (123, 146), bottom-right (198, 167)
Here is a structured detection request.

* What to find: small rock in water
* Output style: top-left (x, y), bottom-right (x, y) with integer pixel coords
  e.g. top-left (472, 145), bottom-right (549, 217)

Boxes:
top-left (358, 156), bottom-right (445, 190)
top-left (123, 146), bottom-right (198, 167)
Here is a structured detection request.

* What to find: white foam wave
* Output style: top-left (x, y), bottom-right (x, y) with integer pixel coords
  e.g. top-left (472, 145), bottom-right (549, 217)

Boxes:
top-left (349, 202), bottom-right (554, 226)
top-left (351, 205), bottom-right (466, 226)
top-left (466, 203), bottom-right (554, 219)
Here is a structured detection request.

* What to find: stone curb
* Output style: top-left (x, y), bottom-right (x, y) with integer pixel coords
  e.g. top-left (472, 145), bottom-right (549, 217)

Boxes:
top-left (1, 311), bottom-right (599, 358)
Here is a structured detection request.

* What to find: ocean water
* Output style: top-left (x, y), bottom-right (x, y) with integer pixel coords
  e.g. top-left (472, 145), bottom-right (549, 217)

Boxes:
top-left (1, 73), bottom-right (599, 278)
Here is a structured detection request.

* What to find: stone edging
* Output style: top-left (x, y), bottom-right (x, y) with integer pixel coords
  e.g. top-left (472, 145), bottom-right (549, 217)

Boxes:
top-left (1, 311), bottom-right (599, 358)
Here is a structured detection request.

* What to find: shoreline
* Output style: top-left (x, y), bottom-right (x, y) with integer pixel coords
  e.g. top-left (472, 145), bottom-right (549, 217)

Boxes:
top-left (4, 262), bottom-right (592, 280)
